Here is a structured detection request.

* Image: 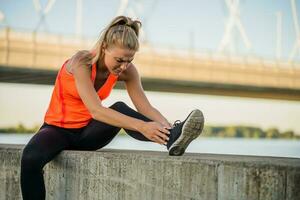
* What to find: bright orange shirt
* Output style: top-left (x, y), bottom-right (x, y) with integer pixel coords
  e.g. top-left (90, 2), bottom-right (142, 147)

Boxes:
top-left (44, 60), bottom-right (118, 128)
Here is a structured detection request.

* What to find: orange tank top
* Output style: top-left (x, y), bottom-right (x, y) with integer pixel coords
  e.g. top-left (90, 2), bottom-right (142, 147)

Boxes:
top-left (44, 60), bottom-right (118, 128)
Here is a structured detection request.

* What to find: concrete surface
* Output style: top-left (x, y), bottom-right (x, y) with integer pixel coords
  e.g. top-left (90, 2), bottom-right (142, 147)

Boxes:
top-left (0, 144), bottom-right (300, 200)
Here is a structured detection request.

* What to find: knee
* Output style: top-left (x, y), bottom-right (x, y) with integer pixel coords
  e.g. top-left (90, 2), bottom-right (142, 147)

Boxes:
top-left (110, 101), bottom-right (128, 111)
top-left (21, 144), bottom-right (45, 171)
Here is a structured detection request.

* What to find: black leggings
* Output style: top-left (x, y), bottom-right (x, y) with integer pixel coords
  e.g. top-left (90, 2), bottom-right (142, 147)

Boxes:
top-left (21, 101), bottom-right (152, 200)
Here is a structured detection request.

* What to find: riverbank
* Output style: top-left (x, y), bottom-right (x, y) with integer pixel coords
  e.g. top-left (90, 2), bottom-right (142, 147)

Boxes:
top-left (1, 123), bottom-right (299, 139)
top-left (1, 133), bottom-right (300, 158)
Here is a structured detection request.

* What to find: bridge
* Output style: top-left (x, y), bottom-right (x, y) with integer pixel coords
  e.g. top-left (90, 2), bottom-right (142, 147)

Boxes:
top-left (0, 28), bottom-right (299, 101)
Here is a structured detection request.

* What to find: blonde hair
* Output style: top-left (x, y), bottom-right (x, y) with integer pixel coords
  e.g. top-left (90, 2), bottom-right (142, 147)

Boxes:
top-left (92, 16), bottom-right (142, 63)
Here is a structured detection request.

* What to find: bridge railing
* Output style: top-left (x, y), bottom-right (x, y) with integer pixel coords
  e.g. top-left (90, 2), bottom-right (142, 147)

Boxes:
top-left (0, 27), bottom-right (300, 90)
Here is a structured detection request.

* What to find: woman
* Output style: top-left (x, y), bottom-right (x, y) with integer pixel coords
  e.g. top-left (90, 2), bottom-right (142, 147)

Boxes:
top-left (20, 16), bottom-right (204, 200)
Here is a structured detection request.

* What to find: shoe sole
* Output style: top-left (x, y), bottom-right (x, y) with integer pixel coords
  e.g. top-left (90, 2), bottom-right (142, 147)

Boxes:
top-left (169, 109), bottom-right (204, 156)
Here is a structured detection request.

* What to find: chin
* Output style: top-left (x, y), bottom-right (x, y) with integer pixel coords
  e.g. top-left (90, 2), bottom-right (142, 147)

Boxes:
top-left (113, 71), bottom-right (121, 76)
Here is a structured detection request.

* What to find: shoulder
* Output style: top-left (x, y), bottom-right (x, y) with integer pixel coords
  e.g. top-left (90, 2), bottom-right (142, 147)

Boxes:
top-left (65, 50), bottom-right (93, 74)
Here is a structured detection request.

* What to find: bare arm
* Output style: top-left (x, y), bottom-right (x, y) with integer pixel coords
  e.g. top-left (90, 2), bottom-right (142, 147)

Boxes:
top-left (70, 51), bottom-right (145, 132)
top-left (124, 64), bottom-right (172, 129)
top-left (69, 51), bottom-right (169, 144)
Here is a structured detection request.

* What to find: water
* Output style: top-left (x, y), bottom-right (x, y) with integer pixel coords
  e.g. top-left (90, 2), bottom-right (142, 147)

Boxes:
top-left (1, 134), bottom-right (299, 158)
top-left (1, 83), bottom-right (300, 158)
top-left (1, 83), bottom-right (300, 134)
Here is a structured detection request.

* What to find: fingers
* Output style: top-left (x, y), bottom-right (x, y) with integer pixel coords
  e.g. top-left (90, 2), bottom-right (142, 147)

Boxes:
top-left (148, 131), bottom-right (167, 145)
top-left (153, 129), bottom-right (169, 145)
top-left (162, 122), bottom-right (172, 130)
top-left (156, 130), bottom-right (169, 142)
top-left (155, 124), bottom-right (170, 145)
top-left (153, 135), bottom-right (167, 145)
top-left (159, 127), bottom-right (170, 135)
top-left (144, 122), bottom-right (171, 145)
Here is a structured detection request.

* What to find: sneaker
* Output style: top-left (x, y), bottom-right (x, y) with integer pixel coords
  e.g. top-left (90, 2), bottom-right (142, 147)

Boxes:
top-left (166, 109), bottom-right (204, 156)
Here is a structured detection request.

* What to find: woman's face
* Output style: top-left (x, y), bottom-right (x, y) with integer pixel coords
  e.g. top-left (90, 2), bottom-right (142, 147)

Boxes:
top-left (103, 46), bottom-right (136, 76)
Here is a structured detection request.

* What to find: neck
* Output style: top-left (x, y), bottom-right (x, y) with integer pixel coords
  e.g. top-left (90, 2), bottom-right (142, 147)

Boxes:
top-left (96, 59), bottom-right (109, 75)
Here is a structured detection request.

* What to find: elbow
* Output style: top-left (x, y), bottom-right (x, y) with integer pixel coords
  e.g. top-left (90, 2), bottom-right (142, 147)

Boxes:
top-left (90, 105), bottom-right (104, 120)
top-left (90, 109), bottom-right (98, 119)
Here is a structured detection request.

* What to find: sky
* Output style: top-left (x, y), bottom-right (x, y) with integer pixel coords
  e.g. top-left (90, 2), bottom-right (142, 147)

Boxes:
top-left (0, 0), bottom-right (299, 61)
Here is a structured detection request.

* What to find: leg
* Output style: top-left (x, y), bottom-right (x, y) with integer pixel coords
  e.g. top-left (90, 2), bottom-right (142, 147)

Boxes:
top-left (110, 101), bottom-right (152, 141)
top-left (20, 124), bottom-right (74, 200)
top-left (74, 119), bottom-right (121, 150)
top-left (74, 101), bottom-right (152, 150)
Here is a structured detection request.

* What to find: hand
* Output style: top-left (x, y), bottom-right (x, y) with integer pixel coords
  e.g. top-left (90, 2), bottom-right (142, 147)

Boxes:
top-left (161, 121), bottom-right (172, 130)
top-left (139, 121), bottom-right (170, 145)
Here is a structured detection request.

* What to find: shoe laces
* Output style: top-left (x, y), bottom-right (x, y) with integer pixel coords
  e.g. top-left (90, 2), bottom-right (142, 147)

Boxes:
top-left (172, 120), bottom-right (181, 128)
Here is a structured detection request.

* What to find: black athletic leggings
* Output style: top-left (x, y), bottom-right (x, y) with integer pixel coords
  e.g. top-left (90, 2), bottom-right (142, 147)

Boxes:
top-left (21, 101), bottom-right (153, 200)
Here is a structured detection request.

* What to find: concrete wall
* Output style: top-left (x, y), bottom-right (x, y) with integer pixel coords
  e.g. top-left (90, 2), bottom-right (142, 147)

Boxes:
top-left (0, 144), bottom-right (300, 200)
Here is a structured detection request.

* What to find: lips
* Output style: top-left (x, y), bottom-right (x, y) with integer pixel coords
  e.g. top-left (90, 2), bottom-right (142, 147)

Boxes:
top-left (113, 69), bottom-right (122, 75)
top-left (113, 65), bottom-right (127, 75)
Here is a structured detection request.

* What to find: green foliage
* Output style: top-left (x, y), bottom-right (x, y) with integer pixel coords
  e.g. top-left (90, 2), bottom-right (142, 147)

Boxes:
top-left (203, 125), bottom-right (299, 139)
top-left (0, 123), bottom-right (299, 139)
top-left (0, 123), bottom-right (39, 134)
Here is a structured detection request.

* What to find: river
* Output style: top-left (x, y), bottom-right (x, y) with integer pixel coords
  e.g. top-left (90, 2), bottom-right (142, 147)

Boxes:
top-left (1, 134), bottom-right (299, 158)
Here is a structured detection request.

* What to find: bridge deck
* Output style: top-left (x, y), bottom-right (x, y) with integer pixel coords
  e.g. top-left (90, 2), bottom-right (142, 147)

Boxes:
top-left (1, 28), bottom-right (299, 101)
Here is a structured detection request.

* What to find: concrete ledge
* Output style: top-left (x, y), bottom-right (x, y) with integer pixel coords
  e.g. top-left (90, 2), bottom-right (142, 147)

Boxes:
top-left (1, 144), bottom-right (300, 200)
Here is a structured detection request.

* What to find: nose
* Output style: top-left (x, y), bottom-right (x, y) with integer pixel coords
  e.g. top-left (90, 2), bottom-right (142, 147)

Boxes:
top-left (120, 63), bottom-right (129, 70)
